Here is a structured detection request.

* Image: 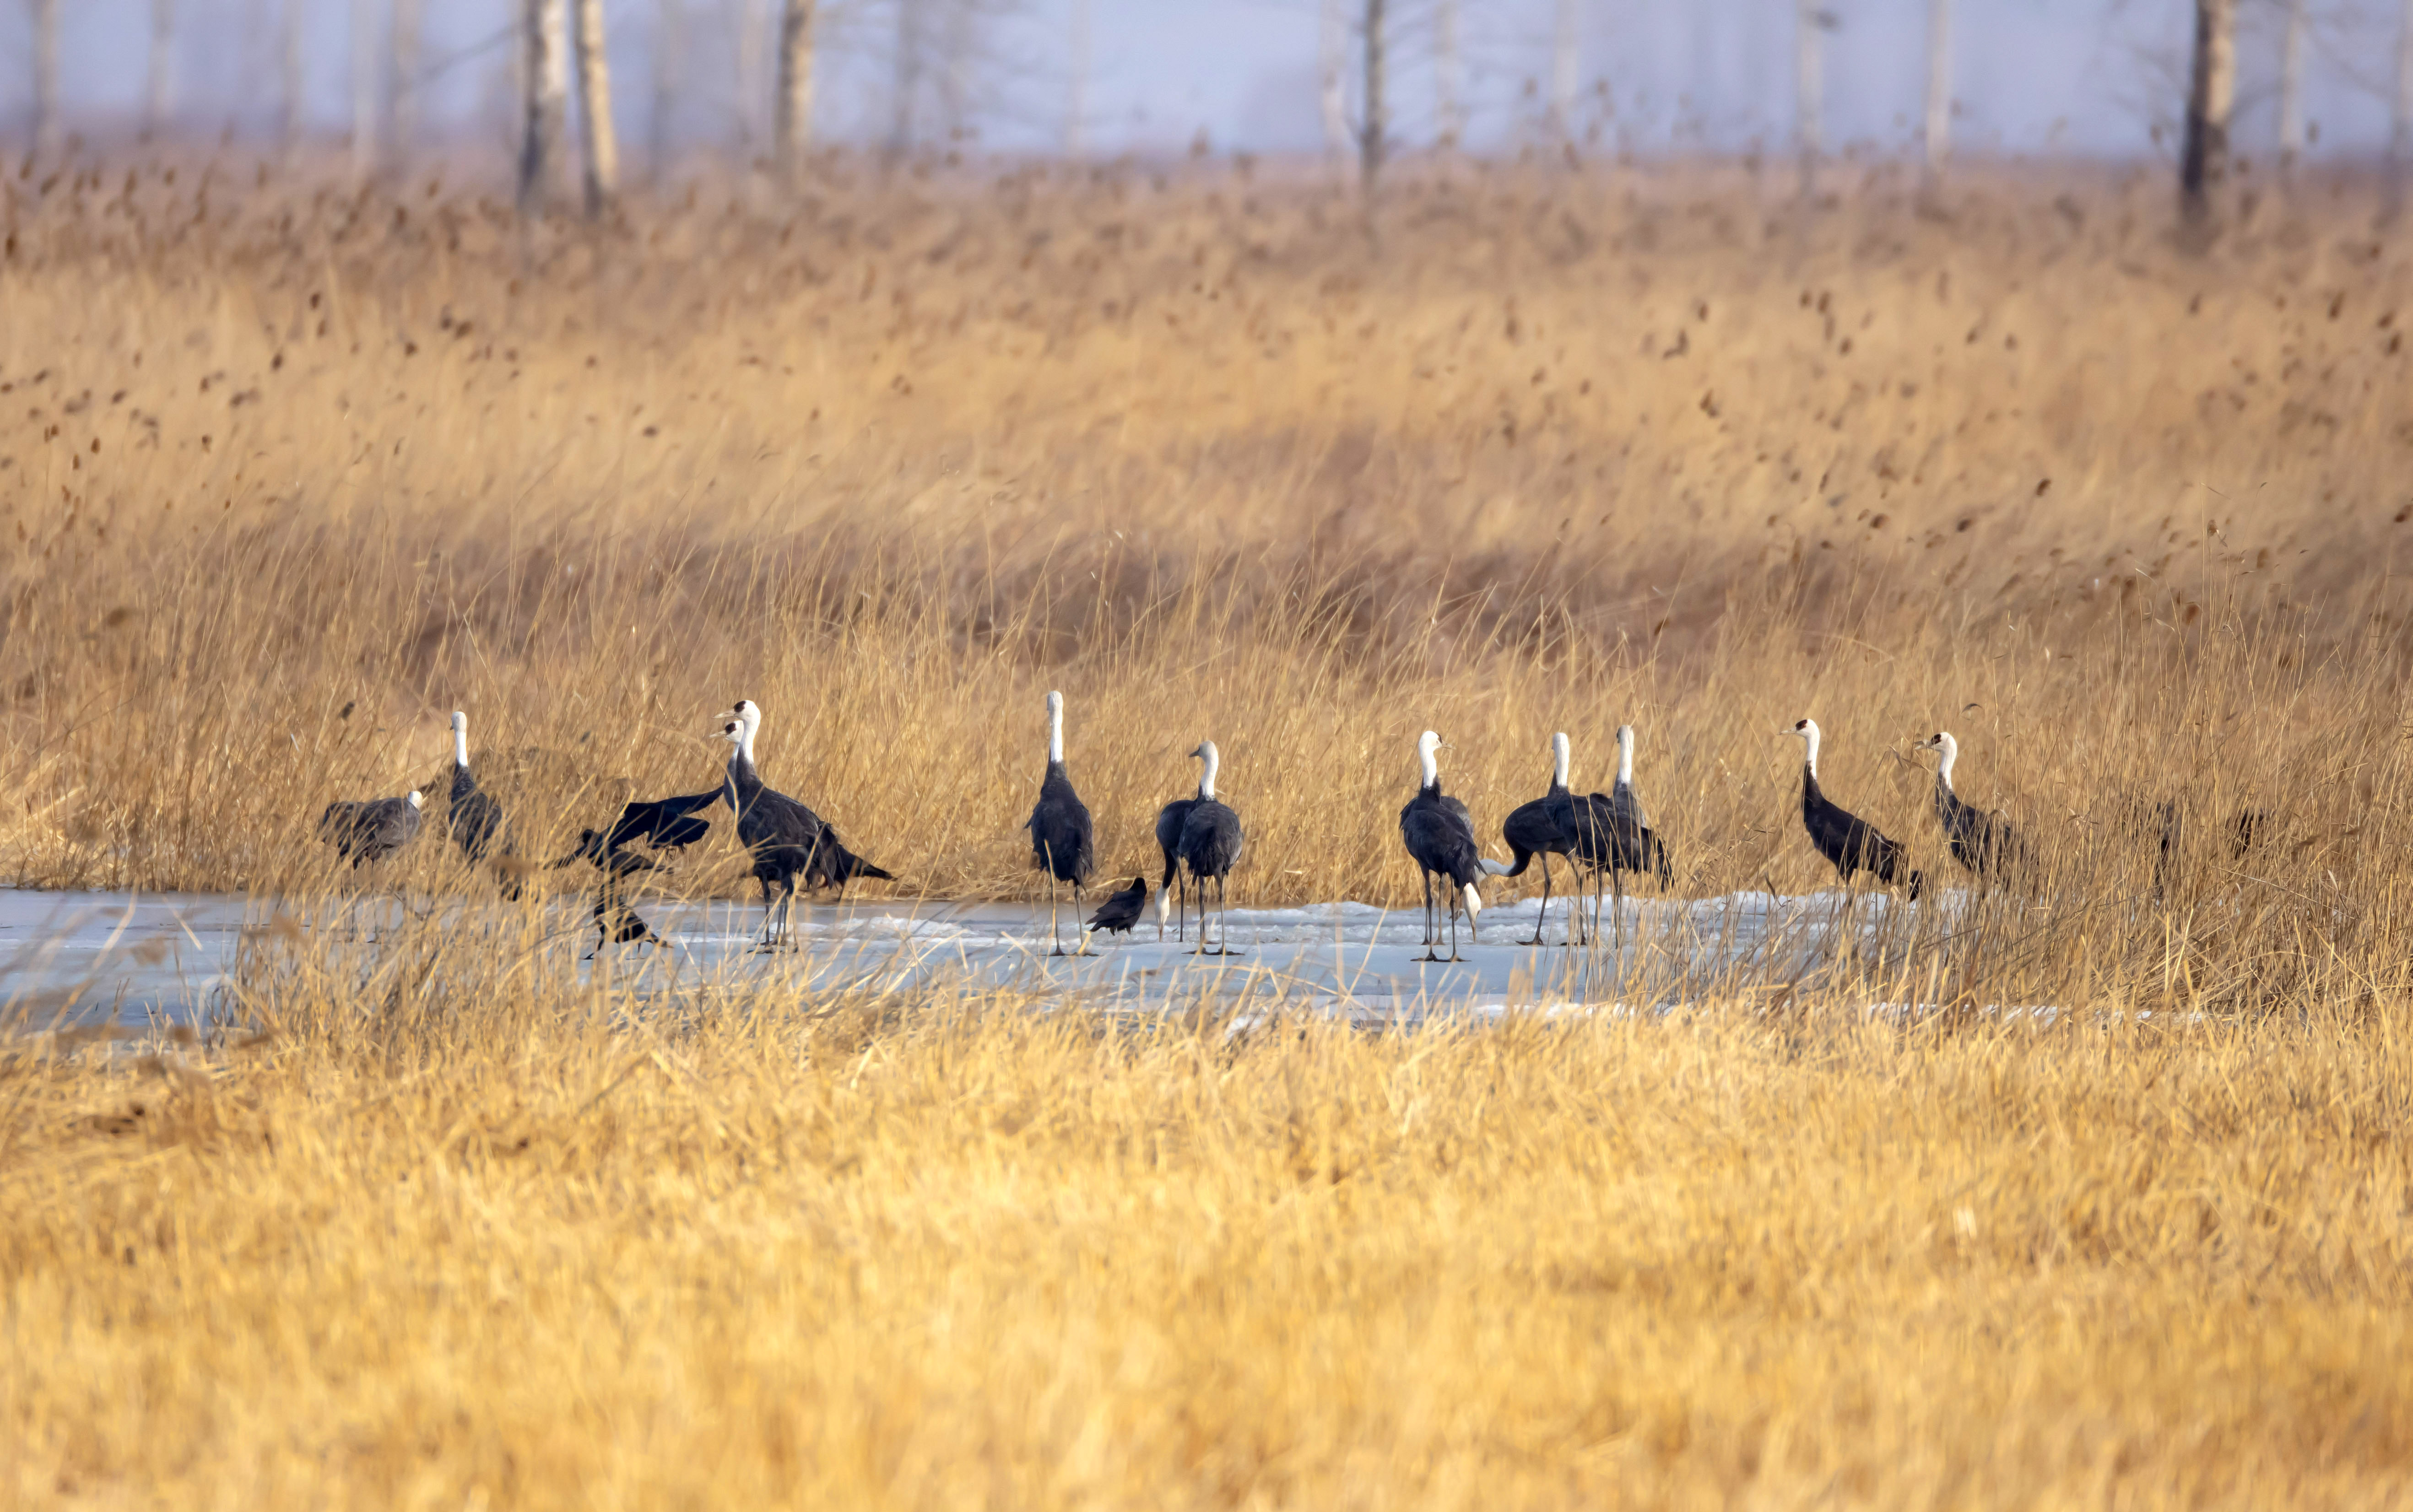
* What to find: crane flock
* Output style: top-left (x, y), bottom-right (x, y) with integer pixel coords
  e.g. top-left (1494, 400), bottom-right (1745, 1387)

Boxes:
top-left (319, 696), bottom-right (2222, 956)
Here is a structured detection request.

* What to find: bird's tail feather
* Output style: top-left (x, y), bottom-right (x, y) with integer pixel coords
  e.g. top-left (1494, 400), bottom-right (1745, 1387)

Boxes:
top-left (1461, 883), bottom-right (1484, 918)
top-left (1479, 857), bottom-right (1515, 878)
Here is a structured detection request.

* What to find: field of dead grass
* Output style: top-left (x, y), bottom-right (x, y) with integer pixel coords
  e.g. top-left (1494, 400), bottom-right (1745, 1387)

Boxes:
top-left (5, 150), bottom-right (2413, 1507)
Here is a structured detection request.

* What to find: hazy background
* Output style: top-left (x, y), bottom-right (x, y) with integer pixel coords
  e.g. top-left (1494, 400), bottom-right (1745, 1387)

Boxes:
top-left (5, 0), bottom-right (2413, 167)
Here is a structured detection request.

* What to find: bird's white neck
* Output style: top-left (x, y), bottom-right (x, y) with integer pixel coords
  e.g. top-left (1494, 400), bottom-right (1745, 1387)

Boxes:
top-left (1801, 725), bottom-right (1821, 777)
top-left (1552, 733), bottom-right (1569, 790)
top-left (1935, 737), bottom-right (1958, 791)
top-left (1418, 740), bottom-right (1439, 790)
top-left (1047, 699), bottom-right (1064, 765)
top-left (452, 721), bottom-right (469, 768)
top-left (1616, 727), bottom-right (1635, 785)
top-left (1196, 745), bottom-right (1219, 800)
top-left (735, 711), bottom-right (758, 767)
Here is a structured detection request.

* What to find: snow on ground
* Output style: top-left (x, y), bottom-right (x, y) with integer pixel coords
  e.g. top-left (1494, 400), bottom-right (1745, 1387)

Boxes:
top-left (0, 884), bottom-right (2021, 1031)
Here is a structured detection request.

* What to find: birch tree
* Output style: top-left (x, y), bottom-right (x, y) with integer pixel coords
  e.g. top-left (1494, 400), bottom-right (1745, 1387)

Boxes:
top-left (1434, 0), bottom-right (1462, 149)
top-left (31, 0), bottom-right (59, 160)
top-left (774, 0), bottom-right (816, 180)
top-left (352, 0), bottom-right (379, 177)
top-left (2395, 0), bottom-right (2413, 201)
top-left (519, 0), bottom-right (570, 210)
top-left (145, 0), bottom-right (175, 140)
top-left (651, 0), bottom-right (682, 175)
top-left (1319, 0), bottom-right (1349, 165)
top-left (390, 0), bottom-right (425, 163)
top-left (2179, 0), bottom-right (2235, 228)
top-left (280, 0), bottom-right (304, 162)
top-left (1360, 0), bottom-right (1386, 196)
top-left (735, 0), bottom-right (767, 147)
top-left (1923, 0), bottom-right (1951, 183)
top-left (1549, 0), bottom-right (1578, 139)
top-left (574, 0), bottom-right (620, 211)
top-left (2277, 0), bottom-right (2306, 180)
top-left (1797, 0), bottom-right (1826, 200)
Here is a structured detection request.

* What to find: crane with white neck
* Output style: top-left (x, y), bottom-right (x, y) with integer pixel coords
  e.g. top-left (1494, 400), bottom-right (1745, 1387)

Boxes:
top-left (1170, 740), bottom-right (1244, 955)
top-left (1789, 718), bottom-right (1922, 899)
top-left (1399, 729), bottom-right (1488, 962)
top-left (720, 698), bottom-right (894, 950)
top-left (1025, 690), bottom-right (1097, 956)
top-left (1912, 729), bottom-right (2027, 881)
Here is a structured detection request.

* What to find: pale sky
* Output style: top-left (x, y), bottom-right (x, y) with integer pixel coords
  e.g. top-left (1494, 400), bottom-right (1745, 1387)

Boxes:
top-left (6, 1), bottom-right (2409, 166)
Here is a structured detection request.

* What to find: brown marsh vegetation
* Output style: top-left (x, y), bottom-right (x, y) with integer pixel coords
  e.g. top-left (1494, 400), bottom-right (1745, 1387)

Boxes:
top-left (4, 152), bottom-right (2413, 1506)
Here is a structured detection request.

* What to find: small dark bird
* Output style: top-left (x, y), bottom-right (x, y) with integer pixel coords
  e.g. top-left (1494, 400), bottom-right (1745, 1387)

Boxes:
top-left (319, 790), bottom-right (424, 866)
top-left (1400, 730), bottom-right (1488, 962)
top-left (1498, 732), bottom-right (1587, 946)
top-left (1085, 876), bottom-right (1149, 939)
top-left (1913, 730), bottom-right (2029, 882)
top-left (445, 711), bottom-right (521, 898)
top-left (1788, 719), bottom-right (1923, 900)
top-left (721, 700), bottom-right (895, 950)
top-left (1026, 690), bottom-right (1097, 956)
top-left (548, 788), bottom-right (722, 956)
top-left (1175, 740), bottom-right (1245, 956)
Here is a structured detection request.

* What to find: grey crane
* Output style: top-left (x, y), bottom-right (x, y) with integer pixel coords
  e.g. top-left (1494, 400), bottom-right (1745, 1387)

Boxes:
top-left (720, 699), bottom-right (894, 950)
top-left (1912, 730), bottom-right (2029, 882)
top-left (319, 789), bottom-right (424, 866)
top-left (445, 711), bottom-right (521, 898)
top-left (1025, 690), bottom-right (1097, 956)
top-left (1174, 740), bottom-right (1244, 956)
top-left (1399, 730), bottom-right (1488, 963)
top-left (1789, 719), bottom-right (1923, 899)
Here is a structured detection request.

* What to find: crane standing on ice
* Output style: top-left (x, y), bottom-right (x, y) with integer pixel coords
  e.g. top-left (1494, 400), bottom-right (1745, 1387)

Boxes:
top-left (1788, 718), bottom-right (1923, 899)
top-left (1498, 732), bottom-right (1589, 946)
top-left (1400, 730), bottom-right (1488, 963)
top-left (720, 699), bottom-right (894, 950)
top-left (1025, 691), bottom-right (1097, 956)
top-left (1912, 730), bottom-right (2028, 882)
top-left (1171, 740), bottom-right (1245, 956)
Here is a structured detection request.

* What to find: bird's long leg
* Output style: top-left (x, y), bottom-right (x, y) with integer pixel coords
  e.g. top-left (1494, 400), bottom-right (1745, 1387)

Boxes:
top-left (1047, 871), bottom-right (1063, 957)
top-left (1446, 884), bottom-right (1463, 963)
top-left (1521, 854), bottom-right (1549, 947)
top-left (1208, 875), bottom-right (1242, 956)
top-left (754, 876), bottom-right (775, 951)
top-left (1418, 871), bottom-right (1443, 964)
top-left (1072, 883), bottom-right (1089, 956)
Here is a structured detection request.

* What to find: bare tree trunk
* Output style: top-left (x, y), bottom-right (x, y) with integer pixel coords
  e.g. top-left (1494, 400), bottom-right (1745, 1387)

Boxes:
top-left (650, 0), bottom-right (681, 176)
top-left (351, 0), bottom-right (379, 178)
top-left (1796, 0), bottom-right (1823, 201)
top-left (1318, 0), bottom-right (1348, 166)
top-left (1550, 0), bottom-right (1578, 139)
top-left (2180, 0), bottom-right (2236, 229)
top-left (736, 0), bottom-right (766, 149)
top-left (573, 0), bottom-right (619, 212)
top-left (774, 0), bottom-right (816, 181)
top-left (31, 0), bottom-right (60, 160)
top-left (279, 0), bottom-right (304, 163)
top-left (1922, 0), bottom-right (1951, 185)
top-left (1065, 0), bottom-right (1089, 157)
top-left (2394, 0), bottom-right (2413, 208)
top-left (939, 2), bottom-right (973, 145)
top-left (2277, 0), bottom-right (2305, 181)
top-left (519, 0), bottom-right (570, 210)
top-left (390, 0), bottom-right (424, 164)
top-left (890, 0), bottom-right (924, 154)
top-left (145, 0), bottom-right (175, 140)
top-left (1434, 0), bottom-right (1461, 150)
top-left (1360, 0), bottom-right (1385, 197)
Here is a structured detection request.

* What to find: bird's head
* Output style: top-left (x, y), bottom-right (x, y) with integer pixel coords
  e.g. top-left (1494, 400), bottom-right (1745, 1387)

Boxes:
top-left (1418, 730), bottom-right (1444, 757)
top-left (405, 790), bottom-right (424, 809)
top-left (450, 711), bottom-right (467, 734)
top-left (1789, 718), bottom-right (1818, 742)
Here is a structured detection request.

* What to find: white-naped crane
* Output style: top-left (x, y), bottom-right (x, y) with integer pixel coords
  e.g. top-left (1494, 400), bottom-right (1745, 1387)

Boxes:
top-left (1025, 690), bottom-right (1097, 956)
top-left (1498, 732), bottom-right (1589, 946)
top-left (548, 788), bottom-right (722, 956)
top-left (319, 790), bottom-right (424, 866)
top-left (1400, 730), bottom-right (1488, 963)
top-left (1173, 740), bottom-right (1244, 956)
top-left (445, 711), bottom-right (522, 898)
top-left (1152, 792), bottom-right (1197, 942)
top-left (720, 699), bottom-right (894, 950)
top-left (1788, 719), bottom-right (1923, 900)
top-left (1912, 730), bottom-right (2029, 882)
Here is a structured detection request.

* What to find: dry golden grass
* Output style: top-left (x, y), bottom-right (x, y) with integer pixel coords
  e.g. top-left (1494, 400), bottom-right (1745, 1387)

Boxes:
top-left (6, 151), bottom-right (2413, 1506)
top-left (7, 993), bottom-right (2413, 1507)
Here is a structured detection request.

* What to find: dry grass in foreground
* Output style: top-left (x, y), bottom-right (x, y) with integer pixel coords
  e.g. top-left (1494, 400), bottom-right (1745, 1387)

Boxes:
top-left (5, 994), bottom-right (2412, 1507)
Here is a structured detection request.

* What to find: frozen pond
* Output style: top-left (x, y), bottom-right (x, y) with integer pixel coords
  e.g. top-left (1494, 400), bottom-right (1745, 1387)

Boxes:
top-left (0, 883), bottom-right (1958, 1031)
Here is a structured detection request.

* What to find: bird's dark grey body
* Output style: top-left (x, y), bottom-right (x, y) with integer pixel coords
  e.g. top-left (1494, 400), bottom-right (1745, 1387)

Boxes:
top-left (1027, 694), bottom-right (1097, 954)
top-left (319, 792), bottom-right (423, 866)
top-left (1153, 796), bottom-right (1197, 938)
top-left (1170, 741), bottom-right (1244, 954)
top-left (1499, 735), bottom-right (1583, 944)
top-left (722, 701), bottom-right (893, 948)
top-left (1792, 721), bottom-right (1922, 900)
top-left (1400, 732), bottom-right (1486, 961)
top-left (444, 713), bottom-right (519, 897)
top-left (550, 788), bottom-right (721, 953)
top-left (1916, 734), bottom-right (2027, 883)
top-left (1086, 876), bottom-right (1149, 937)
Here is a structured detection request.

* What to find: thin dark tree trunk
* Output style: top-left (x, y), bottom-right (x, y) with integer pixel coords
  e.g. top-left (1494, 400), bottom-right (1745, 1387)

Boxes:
top-left (774, 0), bottom-right (816, 182)
top-left (2180, 0), bottom-right (2236, 230)
top-left (519, 0), bottom-right (570, 210)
